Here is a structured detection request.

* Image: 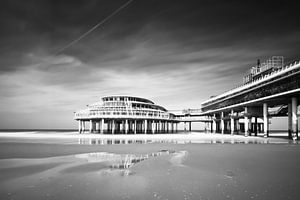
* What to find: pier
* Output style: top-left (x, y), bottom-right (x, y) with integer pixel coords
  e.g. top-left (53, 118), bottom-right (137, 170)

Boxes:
top-left (185, 56), bottom-right (300, 140)
top-left (74, 56), bottom-right (300, 140)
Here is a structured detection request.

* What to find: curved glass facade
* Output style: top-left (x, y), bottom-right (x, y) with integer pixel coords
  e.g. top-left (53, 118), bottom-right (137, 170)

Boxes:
top-left (74, 96), bottom-right (179, 134)
top-left (74, 96), bottom-right (172, 120)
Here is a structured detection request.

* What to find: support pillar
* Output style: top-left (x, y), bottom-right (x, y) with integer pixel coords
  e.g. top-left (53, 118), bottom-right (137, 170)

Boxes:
top-left (184, 122), bottom-right (187, 132)
top-left (82, 121), bottom-right (85, 133)
top-left (152, 121), bottom-right (155, 134)
top-left (212, 114), bottom-right (216, 133)
top-left (230, 110), bottom-right (234, 135)
top-left (254, 117), bottom-right (258, 136)
top-left (249, 117), bottom-right (252, 136)
top-left (206, 122), bottom-right (210, 133)
top-left (101, 119), bottom-right (104, 134)
top-left (144, 119), bottom-right (147, 134)
top-left (125, 119), bottom-right (128, 134)
top-left (89, 120), bottom-right (93, 133)
top-left (96, 121), bottom-right (100, 133)
top-left (292, 97), bottom-right (298, 140)
top-left (78, 120), bottom-right (82, 133)
top-left (221, 112), bottom-right (224, 134)
top-left (112, 120), bottom-right (115, 134)
top-left (263, 103), bottom-right (269, 138)
top-left (120, 120), bottom-right (124, 133)
top-left (189, 122), bottom-right (192, 132)
top-left (244, 107), bottom-right (249, 137)
top-left (92, 121), bottom-right (96, 133)
top-left (288, 103), bottom-right (292, 139)
top-left (166, 121), bottom-right (169, 133)
top-left (235, 119), bottom-right (239, 134)
top-left (159, 121), bottom-right (162, 133)
top-left (134, 120), bottom-right (137, 134)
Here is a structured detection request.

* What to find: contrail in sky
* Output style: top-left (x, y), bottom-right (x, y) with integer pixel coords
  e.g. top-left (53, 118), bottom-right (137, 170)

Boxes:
top-left (55, 0), bottom-right (133, 55)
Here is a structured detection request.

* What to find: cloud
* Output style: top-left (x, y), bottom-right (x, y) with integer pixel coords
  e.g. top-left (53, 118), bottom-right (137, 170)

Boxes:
top-left (0, 0), bottom-right (300, 128)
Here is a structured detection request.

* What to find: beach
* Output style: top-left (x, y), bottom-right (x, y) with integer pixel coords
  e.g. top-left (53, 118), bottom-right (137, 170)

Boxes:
top-left (0, 131), bottom-right (300, 200)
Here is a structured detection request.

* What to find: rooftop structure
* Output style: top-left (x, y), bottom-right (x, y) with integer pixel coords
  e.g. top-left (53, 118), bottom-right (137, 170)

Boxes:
top-left (74, 96), bottom-right (179, 134)
top-left (243, 56), bottom-right (284, 84)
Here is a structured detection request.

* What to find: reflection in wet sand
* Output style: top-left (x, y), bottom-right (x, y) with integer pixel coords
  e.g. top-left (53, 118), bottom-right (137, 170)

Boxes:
top-left (169, 151), bottom-right (188, 167)
top-left (75, 150), bottom-right (180, 170)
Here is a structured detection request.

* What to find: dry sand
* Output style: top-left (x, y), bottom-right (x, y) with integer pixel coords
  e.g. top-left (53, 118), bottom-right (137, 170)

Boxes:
top-left (0, 132), bottom-right (299, 200)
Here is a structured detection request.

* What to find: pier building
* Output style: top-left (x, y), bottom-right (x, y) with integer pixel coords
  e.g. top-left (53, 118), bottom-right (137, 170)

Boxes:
top-left (191, 56), bottom-right (299, 140)
top-left (74, 96), bottom-right (179, 134)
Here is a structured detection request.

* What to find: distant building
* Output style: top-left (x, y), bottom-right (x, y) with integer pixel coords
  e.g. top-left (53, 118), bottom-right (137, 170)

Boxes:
top-left (74, 96), bottom-right (179, 134)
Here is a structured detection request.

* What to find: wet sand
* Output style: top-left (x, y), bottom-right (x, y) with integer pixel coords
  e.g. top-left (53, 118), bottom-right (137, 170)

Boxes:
top-left (0, 132), bottom-right (300, 200)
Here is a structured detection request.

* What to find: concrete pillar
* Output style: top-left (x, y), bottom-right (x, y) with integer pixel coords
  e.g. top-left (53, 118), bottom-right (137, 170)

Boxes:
top-left (89, 120), bottom-right (93, 133)
top-left (120, 120), bottom-right (124, 132)
top-left (244, 107), bottom-right (249, 137)
top-left (221, 112), bottom-right (224, 134)
top-left (165, 121), bottom-right (168, 133)
top-left (206, 122), bottom-right (210, 133)
top-left (249, 117), bottom-right (252, 136)
top-left (78, 120), bottom-right (82, 133)
top-left (101, 119), bottom-right (104, 134)
top-left (292, 97), bottom-right (298, 140)
top-left (288, 103), bottom-right (292, 139)
top-left (235, 119), bottom-right (239, 134)
top-left (263, 103), bottom-right (269, 138)
top-left (82, 121), bottom-right (85, 132)
top-left (212, 114), bottom-right (216, 133)
top-left (230, 110), bottom-right (234, 135)
top-left (112, 120), bottom-right (115, 134)
top-left (133, 119), bottom-right (137, 134)
top-left (92, 121), bottom-right (96, 132)
top-left (158, 121), bottom-right (161, 133)
top-left (144, 119), bottom-right (147, 134)
top-left (95, 121), bottom-right (99, 133)
top-left (254, 117), bottom-right (258, 136)
top-left (189, 122), bottom-right (192, 132)
top-left (184, 122), bottom-right (187, 132)
top-left (125, 119), bottom-right (128, 134)
top-left (152, 121), bottom-right (155, 134)
top-left (176, 123), bottom-right (178, 132)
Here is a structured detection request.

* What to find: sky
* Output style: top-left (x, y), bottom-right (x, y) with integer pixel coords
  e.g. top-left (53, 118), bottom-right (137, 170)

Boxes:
top-left (0, 0), bottom-right (300, 129)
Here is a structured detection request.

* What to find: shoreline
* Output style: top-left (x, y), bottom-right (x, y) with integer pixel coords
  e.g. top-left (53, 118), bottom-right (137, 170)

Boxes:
top-left (0, 131), bottom-right (292, 143)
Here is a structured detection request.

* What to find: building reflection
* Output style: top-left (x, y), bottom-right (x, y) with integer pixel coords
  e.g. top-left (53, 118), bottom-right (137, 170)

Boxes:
top-left (75, 150), bottom-right (176, 170)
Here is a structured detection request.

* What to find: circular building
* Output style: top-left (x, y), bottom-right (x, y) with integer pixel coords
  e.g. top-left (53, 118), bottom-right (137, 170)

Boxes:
top-left (74, 96), bottom-right (179, 134)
